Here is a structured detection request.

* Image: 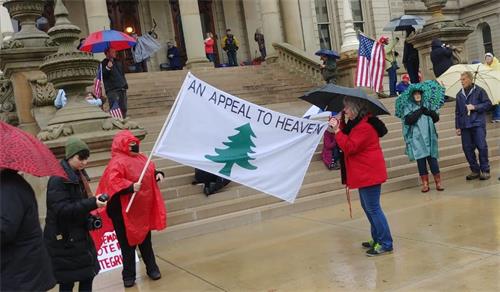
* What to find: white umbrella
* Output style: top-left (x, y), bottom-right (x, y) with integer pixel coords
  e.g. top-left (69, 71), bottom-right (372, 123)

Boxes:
top-left (437, 64), bottom-right (500, 104)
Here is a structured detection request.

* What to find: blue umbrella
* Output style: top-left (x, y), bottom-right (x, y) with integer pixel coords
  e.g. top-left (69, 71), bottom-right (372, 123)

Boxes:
top-left (315, 49), bottom-right (340, 59)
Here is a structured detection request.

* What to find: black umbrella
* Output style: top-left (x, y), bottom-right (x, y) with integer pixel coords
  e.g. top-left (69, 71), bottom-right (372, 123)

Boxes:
top-left (299, 84), bottom-right (391, 116)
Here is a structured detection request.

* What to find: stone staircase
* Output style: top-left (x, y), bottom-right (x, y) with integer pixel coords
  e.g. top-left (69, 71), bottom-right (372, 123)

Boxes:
top-left (87, 64), bottom-right (500, 243)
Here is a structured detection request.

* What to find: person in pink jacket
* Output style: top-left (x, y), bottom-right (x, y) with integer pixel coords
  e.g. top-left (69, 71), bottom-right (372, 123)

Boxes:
top-left (321, 118), bottom-right (340, 170)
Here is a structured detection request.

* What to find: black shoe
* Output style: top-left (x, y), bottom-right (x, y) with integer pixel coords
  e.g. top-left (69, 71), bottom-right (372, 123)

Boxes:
top-left (466, 172), bottom-right (480, 180)
top-left (366, 243), bottom-right (393, 257)
top-left (147, 270), bottom-right (162, 280)
top-left (479, 172), bottom-right (490, 180)
top-left (123, 279), bottom-right (135, 288)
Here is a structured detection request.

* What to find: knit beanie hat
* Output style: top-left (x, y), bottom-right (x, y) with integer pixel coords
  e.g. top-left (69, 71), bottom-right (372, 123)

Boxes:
top-left (65, 137), bottom-right (89, 159)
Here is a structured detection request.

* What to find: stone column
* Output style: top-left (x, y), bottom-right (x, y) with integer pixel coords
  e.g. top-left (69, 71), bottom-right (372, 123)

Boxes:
top-left (242, 0), bottom-right (260, 59)
top-left (298, 0), bottom-right (317, 54)
top-left (84, 0), bottom-right (110, 33)
top-left (260, 0), bottom-right (283, 61)
top-left (178, 0), bottom-right (210, 68)
top-left (280, 0), bottom-right (303, 50)
top-left (340, 0), bottom-right (359, 53)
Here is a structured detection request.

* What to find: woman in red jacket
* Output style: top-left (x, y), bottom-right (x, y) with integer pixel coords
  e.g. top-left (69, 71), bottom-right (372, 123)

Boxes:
top-left (329, 97), bottom-right (393, 256)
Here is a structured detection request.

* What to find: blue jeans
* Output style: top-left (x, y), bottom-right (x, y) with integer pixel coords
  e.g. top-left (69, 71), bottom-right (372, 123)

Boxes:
top-left (416, 156), bottom-right (440, 176)
top-left (227, 51), bottom-right (238, 66)
top-left (492, 105), bottom-right (500, 121)
top-left (461, 127), bottom-right (489, 173)
top-left (358, 184), bottom-right (393, 250)
top-left (387, 63), bottom-right (398, 96)
top-left (206, 53), bottom-right (215, 63)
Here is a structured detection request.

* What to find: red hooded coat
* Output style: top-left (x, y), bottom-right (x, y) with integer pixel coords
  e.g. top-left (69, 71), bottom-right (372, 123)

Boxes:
top-left (91, 131), bottom-right (166, 249)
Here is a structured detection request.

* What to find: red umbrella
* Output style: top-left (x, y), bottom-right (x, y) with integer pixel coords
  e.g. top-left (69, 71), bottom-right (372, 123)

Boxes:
top-left (79, 29), bottom-right (136, 53)
top-left (0, 121), bottom-right (67, 178)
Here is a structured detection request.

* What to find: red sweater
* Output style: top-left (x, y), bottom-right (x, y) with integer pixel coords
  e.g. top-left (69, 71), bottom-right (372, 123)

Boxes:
top-left (204, 38), bottom-right (214, 54)
top-left (335, 116), bottom-right (387, 189)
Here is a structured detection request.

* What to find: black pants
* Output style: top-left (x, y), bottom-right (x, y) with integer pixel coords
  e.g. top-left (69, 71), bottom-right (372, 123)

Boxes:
top-left (110, 215), bottom-right (159, 281)
top-left (107, 89), bottom-right (128, 118)
top-left (59, 278), bottom-right (93, 292)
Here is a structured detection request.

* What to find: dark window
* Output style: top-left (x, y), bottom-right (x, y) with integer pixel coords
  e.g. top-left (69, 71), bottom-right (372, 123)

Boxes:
top-left (315, 0), bottom-right (331, 49)
top-left (481, 23), bottom-right (493, 54)
top-left (351, 0), bottom-right (364, 32)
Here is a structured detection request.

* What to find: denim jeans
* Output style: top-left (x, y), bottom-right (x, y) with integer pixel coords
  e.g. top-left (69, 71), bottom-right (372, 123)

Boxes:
top-left (387, 63), bottom-right (398, 96)
top-left (416, 156), bottom-right (440, 176)
top-left (358, 184), bottom-right (393, 250)
top-left (227, 51), bottom-right (238, 66)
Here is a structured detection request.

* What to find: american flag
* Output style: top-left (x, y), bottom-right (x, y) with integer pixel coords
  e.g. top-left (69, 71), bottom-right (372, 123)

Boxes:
top-left (93, 63), bottom-right (103, 98)
top-left (109, 101), bottom-right (123, 120)
top-left (355, 34), bottom-right (386, 93)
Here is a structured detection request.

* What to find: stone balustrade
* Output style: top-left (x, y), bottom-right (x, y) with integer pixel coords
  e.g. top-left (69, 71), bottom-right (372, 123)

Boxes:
top-left (272, 42), bottom-right (323, 85)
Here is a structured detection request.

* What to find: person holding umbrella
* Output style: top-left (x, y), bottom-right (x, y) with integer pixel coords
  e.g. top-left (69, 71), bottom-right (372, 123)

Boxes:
top-left (44, 137), bottom-right (108, 292)
top-left (455, 71), bottom-right (492, 180)
top-left (483, 52), bottom-right (500, 123)
top-left (403, 27), bottom-right (420, 84)
top-left (315, 49), bottom-right (340, 84)
top-left (395, 80), bottom-right (446, 192)
top-left (80, 29), bottom-right (137, 119)
top-left (0, 121), bottom-right (58, 292)
top-left (323, 92), bottom-right (393, 256)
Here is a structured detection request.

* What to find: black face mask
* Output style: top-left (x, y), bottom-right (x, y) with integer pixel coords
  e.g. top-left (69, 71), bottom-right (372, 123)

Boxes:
top-left (130, 144), bottom-right (139, 153)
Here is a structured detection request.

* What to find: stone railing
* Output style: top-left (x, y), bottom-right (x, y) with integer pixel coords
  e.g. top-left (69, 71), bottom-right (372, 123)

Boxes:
top-left (272, 42), bottom-right (323, 85)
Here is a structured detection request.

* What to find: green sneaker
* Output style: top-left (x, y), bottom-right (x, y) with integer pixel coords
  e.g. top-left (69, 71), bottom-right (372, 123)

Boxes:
top-left (366, 243), bottom-right (393, 257)
top-left (361, 239), bottom-right (375, 249)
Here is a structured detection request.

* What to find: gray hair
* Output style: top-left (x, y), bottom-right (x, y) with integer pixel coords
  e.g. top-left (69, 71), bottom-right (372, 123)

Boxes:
top-left (461, 71), bottom-right (473, 81)
top-left (343, 97), bottom-right (369, 118)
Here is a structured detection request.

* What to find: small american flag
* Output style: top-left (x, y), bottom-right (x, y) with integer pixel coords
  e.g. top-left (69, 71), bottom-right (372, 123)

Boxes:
top-left (93, 63), bottom-right (103, 98)
top-left (355, 34), bottom-right (386, 93)
top-left (109, 101), bottom-right (123, 120)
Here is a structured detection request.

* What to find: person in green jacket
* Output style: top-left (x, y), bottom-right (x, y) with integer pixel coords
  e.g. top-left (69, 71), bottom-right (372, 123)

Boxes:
top-left (320, 55), bottom-right (338, 84)
top-left (395, 80), bottom-right (446, 192)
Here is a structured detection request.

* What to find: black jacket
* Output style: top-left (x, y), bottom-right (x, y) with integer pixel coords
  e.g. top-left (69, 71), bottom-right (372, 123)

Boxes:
top-left (430, 39), bottom-right (453, 78)
top-left (1, 169), bottom-right (56, 291)
top-left (101, 58), bottom-right (128, 93)
top-left (44, 160), bottom-right (100, 283)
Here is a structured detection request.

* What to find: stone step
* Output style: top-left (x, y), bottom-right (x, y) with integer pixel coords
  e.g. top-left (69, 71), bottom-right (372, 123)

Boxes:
top-left (155, 158), bottom-right (500, 243)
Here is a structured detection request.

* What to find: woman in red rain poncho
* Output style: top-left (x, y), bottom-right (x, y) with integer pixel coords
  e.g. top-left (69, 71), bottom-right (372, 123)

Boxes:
top-left (95, 130), bottom-right (166, 288)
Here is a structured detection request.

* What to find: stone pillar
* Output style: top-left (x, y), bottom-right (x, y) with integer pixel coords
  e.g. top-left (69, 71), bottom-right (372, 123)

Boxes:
top-left (242, 0), bottom-right (260, 59)
top-left (178, 0), bottom-right (210, 68)
top-left (280, 0), bottom-right (304, 50)
top-left (84, 0), bottom-right (110, 33)
top-left (0, 0), bottom-right (58, 134)
top-left (260, 0), bottom-right (283, 61)
top-left (408, 0), bottom-right (474, 79)
top-left (340, 0), bottom-right (359, 53)
top-left (298, 0), bottom-right (317, 54)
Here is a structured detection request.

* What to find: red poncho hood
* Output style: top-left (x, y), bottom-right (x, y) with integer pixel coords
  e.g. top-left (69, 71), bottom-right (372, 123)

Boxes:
top-left (91, 130), bottom-right (167, 248)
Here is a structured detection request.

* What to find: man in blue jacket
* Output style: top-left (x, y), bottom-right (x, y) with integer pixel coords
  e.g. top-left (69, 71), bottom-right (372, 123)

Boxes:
top-left (455, 71), bottom-right (492, 180)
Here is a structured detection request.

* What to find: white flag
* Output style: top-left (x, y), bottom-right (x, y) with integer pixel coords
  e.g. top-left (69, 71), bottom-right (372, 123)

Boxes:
top-left (153, 73), bottom-right (327, 203)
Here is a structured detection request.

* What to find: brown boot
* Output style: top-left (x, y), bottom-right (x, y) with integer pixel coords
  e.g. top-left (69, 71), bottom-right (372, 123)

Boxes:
top-left (433, 173), bottom-right (444, 191)
top-left (420, 175), bottom-right (430, 193)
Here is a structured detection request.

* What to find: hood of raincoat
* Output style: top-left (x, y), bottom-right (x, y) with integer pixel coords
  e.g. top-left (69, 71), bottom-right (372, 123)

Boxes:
top-left (431, 38), bottom-right (444, 49)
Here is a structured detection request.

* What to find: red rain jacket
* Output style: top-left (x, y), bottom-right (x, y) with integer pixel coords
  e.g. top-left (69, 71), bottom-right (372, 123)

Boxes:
top-left (335, 116), bottom-right (387, 189)
top-left (91, 131), bottom-right (166, 248)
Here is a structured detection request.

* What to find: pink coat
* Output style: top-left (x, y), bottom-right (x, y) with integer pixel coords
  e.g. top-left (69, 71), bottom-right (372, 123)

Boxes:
top-left (321, 130), bottom-right (336, 168)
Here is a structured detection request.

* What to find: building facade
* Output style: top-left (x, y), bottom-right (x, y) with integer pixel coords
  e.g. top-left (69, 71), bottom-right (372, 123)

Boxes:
top-left (2, 0), bottom-right (499, 74)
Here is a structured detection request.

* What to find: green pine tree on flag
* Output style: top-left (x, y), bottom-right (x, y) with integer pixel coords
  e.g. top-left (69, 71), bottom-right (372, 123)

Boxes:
top-left (205, 123), bottom-right (258, 176)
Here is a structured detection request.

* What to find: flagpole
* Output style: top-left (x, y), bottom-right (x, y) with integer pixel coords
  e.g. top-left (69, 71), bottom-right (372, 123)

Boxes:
top-left (125, 72), bottom-right (192, 213)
